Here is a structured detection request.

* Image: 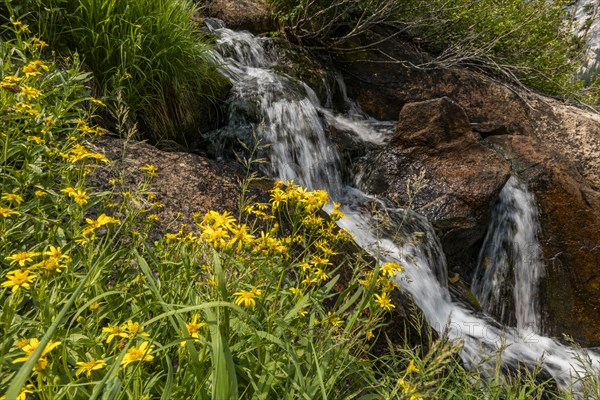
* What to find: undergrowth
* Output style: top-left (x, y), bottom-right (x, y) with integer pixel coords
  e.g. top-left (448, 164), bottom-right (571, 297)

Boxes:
top-left (1, 0), bottom-right (228, 143)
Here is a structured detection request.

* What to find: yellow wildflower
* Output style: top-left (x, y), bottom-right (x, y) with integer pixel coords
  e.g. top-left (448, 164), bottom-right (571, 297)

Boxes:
top-left (289, 287), bottom-right (303, 296)
top-left (366, 331), bottom-right (375, 340)
top-left (85, 214), bottom-right (121, 230)
top-left (181, 313), bottom-right (206, 346)
top-left (5, 251), bottom-right (39, 267)
top-left (120, 341), bottom-right (154, 367)
top-left (22, 60), bottom-right (49, 77)
top-left (407, 359), bottom-right (419, 373)
top-left (2, 193), bottom-right (23, 205)
top-left (12, 338), bottom-right (61, 372)
top-left (228, 223), bottom-right (254, 251)
top-left (0, 207), bottom-right (19, 218)
top-left (201, 226), bottom-right (229, 248)
top-left (61, 187), bottom-right (89, 205)
top-left (139, 164), bottom-right (158, 177)
top-left (30, 258), bottom-right (65, 272)
top-left (121, 320), bottom-right (149, 338)
top-left (1, 269), bottom-right (37, 292)
top-left (28, 135), bottom-right (45, 144)
top-left (233, 288), bottom-right (261, 308)
top-left (374, 292), bottom-right (395, 311)
top-left (102, 325), bottom-right (129, 343)
top-left (90, 97), bottom-right (106, 107)
top-left (314, 268), bottom-right (329, 281)
top-left (89, 302), bottom-right (100, 311)
top-left (201, 210), bottom-right (236, 230)
top-left (75, 358), bottom-right (107, 377)
top-left (32, 37), bottom-right (48, 48)
top-left (21, 86), bottom-right (41, 99)
top-left (1, 384), bottom-right (34, 400)
top-left (380, 262), bottom-right (403, 278)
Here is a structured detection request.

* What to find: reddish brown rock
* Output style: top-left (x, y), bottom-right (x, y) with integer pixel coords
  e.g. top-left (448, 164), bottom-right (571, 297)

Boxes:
top-left (486, 135), bottom-right (600, 345)
top-left (335, 32), bottom-right (600, 191)
top-left (358, 97), bottom-right (511, 255)
top-left (206, 0), bottom-right (274, 33)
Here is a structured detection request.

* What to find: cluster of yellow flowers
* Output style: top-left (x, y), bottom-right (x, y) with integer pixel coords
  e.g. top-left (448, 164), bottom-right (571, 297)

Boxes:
top-left (359, 261), bottom-right (404, 311)
top-left (78, 213), bottom-right (121, 243)
top-left (13, 338), bottom-right (61, 372)
top-left (61, 144), bottom-right (109, 163)
top-left (1, 246), bottom-right (72, 293)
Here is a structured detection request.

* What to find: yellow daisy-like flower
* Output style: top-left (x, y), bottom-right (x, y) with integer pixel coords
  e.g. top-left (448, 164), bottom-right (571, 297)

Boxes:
top-left (139, 164), bottom-right (158, 177)
top-left (314, 268), bottom-right (329, 281)
top-left (30, 258), bottom-right (65, 273)
top-left (90, 97), bottom-right (106, 107)
top-left (120, 341), bottom-right (154, 367)
top-left (75, 358), bottom-right (107, 377)
top-left (181, 313), bottom-right (206, 346)
top-left (0, 383), bottom-right (34, 400)
top-left (61, 187), bottom-right (90, 206)
top-left (21, 86), bottom-right (41, 99)
top-left (5, 251), bottom-right (39, 267)
top-left (228, 223), bottom-right (254, 251)
top-left (32, 37), bottom-right (48, 48)
top-left (102, 325), bottom-right (130, 343)
top-left (380, 262), bottom-right (403, 278)
top-left (202, 210), bottom-right (236, 231)
top-left (2, 193), bottom-right (23, 205)
top-left (366, 331), bottom-right (375, 341)
top-left (12, 338), bottom-right (61, 369)
top-left (89, 302), bottom-right (100, 311)
top-left (0, 206), bottom-right (19, 218)
top-left (121, 320), bottom-right (150, 338)
top-left (185, 313), bottom-right (206, 338)
top-left (233, 288), bottom-right (261, 308)
top-left (289, 287), bottom-right (303, 296)
top-left (2, 269), bottom-right (37, 293)
top-left (374, 292), bottom-right (395, 311)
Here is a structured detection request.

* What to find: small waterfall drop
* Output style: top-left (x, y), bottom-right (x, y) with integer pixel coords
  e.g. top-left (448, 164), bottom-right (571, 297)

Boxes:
top-left (472, 177), bottom-right (544, 333)
top-left (206, 21), bottom-right (600, 393)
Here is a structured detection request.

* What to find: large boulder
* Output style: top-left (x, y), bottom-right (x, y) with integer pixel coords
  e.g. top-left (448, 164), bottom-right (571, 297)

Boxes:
top-left (486, 135), bottom-right (600, 346)
top-left (334, 32), bottom-right (600, 191)
top-left (206, 0), bottom-right (274, 33)
top-left (357, 97), bottom-right (511, 256)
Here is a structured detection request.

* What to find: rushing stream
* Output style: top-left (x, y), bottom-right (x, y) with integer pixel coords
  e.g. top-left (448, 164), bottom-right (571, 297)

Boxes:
top-left (472, 177), bottom-right (544, 333)
top-left (206, 19), bottom-right (600, 393)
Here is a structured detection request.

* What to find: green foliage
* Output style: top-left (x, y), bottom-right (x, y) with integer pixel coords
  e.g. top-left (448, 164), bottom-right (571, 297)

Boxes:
top-left (267, 0), bottom-right (585, 98)
top-left (397, 0), bottom-right (583, 96)
top-left (1, 0), bottom-right (227, 143)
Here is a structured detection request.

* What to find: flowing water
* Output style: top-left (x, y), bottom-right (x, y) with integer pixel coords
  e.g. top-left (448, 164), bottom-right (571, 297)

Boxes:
top-left (472, 177), bottom-right (544, 333)
top-left (206, 20), bottom-right (600, 392)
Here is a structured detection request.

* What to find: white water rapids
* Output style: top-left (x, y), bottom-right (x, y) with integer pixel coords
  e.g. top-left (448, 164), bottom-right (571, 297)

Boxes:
top-left (206, 19), bottom-right (600, 393)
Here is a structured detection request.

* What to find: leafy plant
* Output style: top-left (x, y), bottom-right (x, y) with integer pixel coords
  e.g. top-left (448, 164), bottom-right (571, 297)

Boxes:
top-left (1, 0), bottom-right (228, 143)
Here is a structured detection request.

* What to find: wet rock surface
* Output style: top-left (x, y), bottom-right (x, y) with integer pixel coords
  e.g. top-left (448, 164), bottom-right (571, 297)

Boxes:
top-left (486, 135), bottom-right (600, 345)
top-left (357, 97), bottom-right (511, 256)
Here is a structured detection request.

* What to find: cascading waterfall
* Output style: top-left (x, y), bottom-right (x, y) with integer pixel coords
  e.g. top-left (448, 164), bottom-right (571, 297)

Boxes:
top-left (472, 177), bottom-right (544, 333)
top-left (206, 20), bottom-right (600, 393)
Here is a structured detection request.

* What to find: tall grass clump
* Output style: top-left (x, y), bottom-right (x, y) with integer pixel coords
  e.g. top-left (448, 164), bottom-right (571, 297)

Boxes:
top-left (2, 0), bottom-right (227, 143)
